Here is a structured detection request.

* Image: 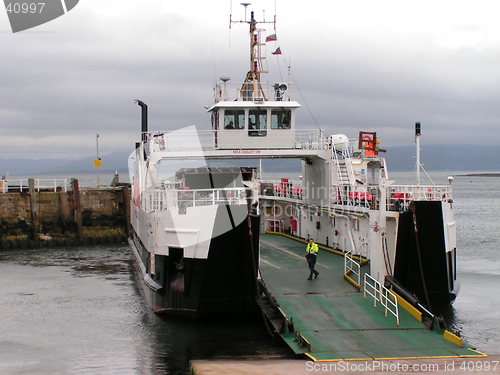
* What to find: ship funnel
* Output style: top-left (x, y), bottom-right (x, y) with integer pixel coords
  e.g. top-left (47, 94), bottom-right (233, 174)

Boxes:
top-left (135, 100), bottom-right (148, 142)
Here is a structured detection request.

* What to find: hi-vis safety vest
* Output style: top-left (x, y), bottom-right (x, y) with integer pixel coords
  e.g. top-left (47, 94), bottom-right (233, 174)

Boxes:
top-left (306, 243), bottom-right (318, 255)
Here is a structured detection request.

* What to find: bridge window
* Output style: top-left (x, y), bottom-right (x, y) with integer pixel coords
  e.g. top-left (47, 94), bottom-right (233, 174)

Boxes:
top-left (224, 109), bottom-right (244, 130)
top-left (271, 109), bottom-right (292, 129)
top-left (248, 109), bottom-right (267, 136)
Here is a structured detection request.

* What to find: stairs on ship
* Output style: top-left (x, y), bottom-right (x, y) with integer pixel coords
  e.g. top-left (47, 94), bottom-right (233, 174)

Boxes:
top-left (336, 159), bottom-right (351, 185)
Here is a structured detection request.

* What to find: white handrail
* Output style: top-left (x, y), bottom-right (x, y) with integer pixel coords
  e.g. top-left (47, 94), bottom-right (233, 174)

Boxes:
top-left (146, 129), bottom-right (329, 152)
top-left (35, 179), bottom-right (68, 192)
top-left (363, 273), bottom-right (399, 326)
top-left (259, 181), bottom-right (452, 213)
top-left (142, 186), bottom-right (249, 212)
top-left (344, 251), bottom-right (360, 288)
top-left (0, 179), bottom-right (68, 193)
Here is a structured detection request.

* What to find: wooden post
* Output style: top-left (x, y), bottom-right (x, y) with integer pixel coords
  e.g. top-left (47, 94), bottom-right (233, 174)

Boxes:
top-left (72, 178), bottom-right (84, 242)
top-left (28, 178), bottom-right (39, 247)
top-left (59, 191), bottom-right (71, 225)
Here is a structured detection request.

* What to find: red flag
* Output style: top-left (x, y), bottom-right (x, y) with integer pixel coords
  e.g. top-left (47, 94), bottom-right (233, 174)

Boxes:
top-left (266, 34), bottom-right (277, 42)
top-left (272, 47), bottom-right (282, 55)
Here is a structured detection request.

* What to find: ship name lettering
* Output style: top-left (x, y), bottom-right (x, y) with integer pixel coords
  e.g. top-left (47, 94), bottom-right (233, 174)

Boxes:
top-left (232, 150), bottom-right (261, 154)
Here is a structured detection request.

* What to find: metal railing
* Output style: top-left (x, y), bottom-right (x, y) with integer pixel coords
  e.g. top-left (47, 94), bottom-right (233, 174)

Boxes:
top-left (213, 81), bottom-right (293, 103)
top-left (1, 179), bottom-right (68, 193)
top-left (331, 185), bottom-right (373, 210)
top-left (145, 129), bottom-right (329, 152)
top-left (364, 273), bottom-right (399, 326)
top-left (141, 187), bottom-right (250, 213)
top-left (344, 251), bottom-right (361, 288)
top-left (295, 130), bottom-right (329, 150)
top-left (388, 185), bottom-right (452, 212)
top-left (266, 219), bottom-right (284, 233)
top-left (331, 141), bottom-right (356, 186)
top-left (261, 180), bottom-right (303, 200)
top-left (260, 181), bottom-right (452, 213)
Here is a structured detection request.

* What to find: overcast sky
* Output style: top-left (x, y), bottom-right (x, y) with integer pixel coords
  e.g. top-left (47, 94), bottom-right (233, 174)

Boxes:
top-left (1, 0), bottom-right (499, 160)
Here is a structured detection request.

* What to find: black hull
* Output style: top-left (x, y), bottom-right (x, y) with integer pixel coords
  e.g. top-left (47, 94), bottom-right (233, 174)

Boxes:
top-left (130, 212), bottom-right (260, 319)
top-left (393, 201), bottom-right (458, 308)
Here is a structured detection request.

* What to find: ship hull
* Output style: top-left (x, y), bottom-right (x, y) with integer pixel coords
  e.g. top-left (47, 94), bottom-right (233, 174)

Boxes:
top-left (129, 208), bottom-right (260, 319)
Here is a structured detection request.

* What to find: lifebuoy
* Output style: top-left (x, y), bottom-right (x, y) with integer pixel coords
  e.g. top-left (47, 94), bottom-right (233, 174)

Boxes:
top-left (362, 135), bottom-right (374, 156)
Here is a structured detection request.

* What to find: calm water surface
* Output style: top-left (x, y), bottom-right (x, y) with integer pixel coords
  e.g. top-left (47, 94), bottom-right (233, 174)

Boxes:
top-left (392, 172), bottom-right (500, 353)
top-left (449, 174), bottom-right (500, 352)
top-left (1, 172), bottom-right (499, 374)
top-left (0, 246), bottom-right (288, 374)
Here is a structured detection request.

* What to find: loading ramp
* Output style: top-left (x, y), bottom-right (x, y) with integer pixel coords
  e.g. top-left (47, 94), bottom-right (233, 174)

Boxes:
top-left (258, 233), bottom-right (485, 362)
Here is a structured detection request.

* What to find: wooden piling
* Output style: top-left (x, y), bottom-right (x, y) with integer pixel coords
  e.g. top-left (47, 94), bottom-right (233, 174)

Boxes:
top-left (28, 178), bottom-right (39, 246)
top-left (71, 178), bottom-right (84, 242)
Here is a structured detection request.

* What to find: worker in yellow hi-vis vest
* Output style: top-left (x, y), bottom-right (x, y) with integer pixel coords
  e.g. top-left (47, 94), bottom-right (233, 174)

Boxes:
top-left (305, 239), bottom-right (319, 280)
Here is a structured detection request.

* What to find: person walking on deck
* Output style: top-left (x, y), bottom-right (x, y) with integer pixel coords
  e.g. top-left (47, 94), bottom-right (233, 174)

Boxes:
top-left (305, 239), bottom-right (319, 280)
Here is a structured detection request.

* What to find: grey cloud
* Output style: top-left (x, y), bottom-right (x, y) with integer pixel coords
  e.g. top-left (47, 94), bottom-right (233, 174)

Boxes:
top-left (1, 0), bottom-right (499, 161)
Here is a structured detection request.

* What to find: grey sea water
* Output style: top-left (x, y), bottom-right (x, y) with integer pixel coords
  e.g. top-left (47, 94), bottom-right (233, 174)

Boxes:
top-left (448, 173), bottom-right (500, 351)
top-left (0, 171), bottom-right (498, 374)
top-left (0, 246), bottom-right (288, 375)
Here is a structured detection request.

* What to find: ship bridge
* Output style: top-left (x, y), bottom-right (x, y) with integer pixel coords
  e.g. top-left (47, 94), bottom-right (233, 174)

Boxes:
top-left (207, 78), bottom-right (302, 150)
top-left (142, 126), bottom-right (331, 163)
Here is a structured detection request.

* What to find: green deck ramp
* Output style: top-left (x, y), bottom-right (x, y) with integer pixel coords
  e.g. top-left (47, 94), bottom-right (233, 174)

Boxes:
top-left (258, 233), bottom-right (486, 362)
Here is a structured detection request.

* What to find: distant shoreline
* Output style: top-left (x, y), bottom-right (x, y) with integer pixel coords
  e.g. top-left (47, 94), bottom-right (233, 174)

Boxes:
top-left (458, 173), bottom-right (500, 177)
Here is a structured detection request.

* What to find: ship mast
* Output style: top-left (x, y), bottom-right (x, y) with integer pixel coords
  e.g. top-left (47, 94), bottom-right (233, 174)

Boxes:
top-left (415, 122), bottom-right (421, 186)
top-left (231, 4), bottom-right (275, 101)
top-left (243, 11), bottom-right (266, 99)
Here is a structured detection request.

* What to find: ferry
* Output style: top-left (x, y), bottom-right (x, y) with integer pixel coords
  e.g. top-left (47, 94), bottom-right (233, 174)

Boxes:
top-left (128, 9), bottom-right (459, 323)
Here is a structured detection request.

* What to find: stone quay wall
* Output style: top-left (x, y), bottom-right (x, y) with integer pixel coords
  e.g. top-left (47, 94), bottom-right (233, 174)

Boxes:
top-left (0, 179), bottom-right (131, 249)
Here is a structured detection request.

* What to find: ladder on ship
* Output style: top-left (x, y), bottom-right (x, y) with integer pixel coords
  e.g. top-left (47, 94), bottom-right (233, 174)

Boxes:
top-left (331, 146), bottom-right (355, 186)
top-left (337, 160), bottom-right (351, 185)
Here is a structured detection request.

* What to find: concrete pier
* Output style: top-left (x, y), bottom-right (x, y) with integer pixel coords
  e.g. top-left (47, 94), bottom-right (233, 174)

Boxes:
top-left (191, 354), bottom-right (499, 374)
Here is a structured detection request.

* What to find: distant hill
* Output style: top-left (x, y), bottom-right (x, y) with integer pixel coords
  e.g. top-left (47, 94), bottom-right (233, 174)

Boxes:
top-left (42, 151), bottom-right (132, 174)
top-left (0, 151), bottom-right (131, 176)
top-left (261, 144), bottom-right (500, 172)
top-left (1, 144), bottom-right (498, 176)
top-left (0, 158), bottom-right (68, 176)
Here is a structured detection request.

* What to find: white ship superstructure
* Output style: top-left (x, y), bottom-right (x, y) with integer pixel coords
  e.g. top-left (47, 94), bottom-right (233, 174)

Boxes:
top-left (128, 9), bottom-right (458, 319)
